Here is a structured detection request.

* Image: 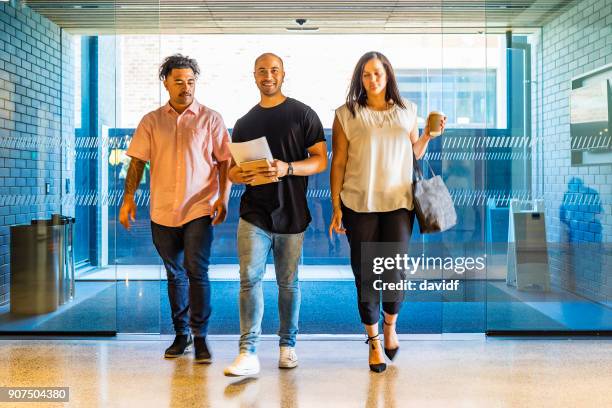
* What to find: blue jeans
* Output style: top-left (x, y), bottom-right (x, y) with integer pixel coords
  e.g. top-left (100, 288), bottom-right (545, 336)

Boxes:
top-left (151, 216), bottom-right (213, 337)
top-left (237, 218), bottom-right (304, 354)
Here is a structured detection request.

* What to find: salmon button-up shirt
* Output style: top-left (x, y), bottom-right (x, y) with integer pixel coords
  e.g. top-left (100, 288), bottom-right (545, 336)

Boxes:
top-left (126, 99), bottom-right (231, 227)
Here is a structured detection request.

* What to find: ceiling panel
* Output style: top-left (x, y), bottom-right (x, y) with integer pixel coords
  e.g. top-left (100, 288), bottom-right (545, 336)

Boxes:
top-left (22, 0), bottom-right (577, 34)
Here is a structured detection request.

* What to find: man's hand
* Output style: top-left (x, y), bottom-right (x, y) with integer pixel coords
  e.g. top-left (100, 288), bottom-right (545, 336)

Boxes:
top-left (211, 198), bottom-right (228, 225)
top-left (119, 195), bottom-right (137, 230)
top-left (272, 160), bottom-right (289, 177)
top-left (120, 158), bottom-right (145, 230)
top-left (228, 165), bottom-right (257, 185)
top-left (257, 159), bottom-right (288, 178)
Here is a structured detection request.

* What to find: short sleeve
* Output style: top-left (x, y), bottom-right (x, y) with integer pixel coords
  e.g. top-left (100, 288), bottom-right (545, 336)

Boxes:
top-left (126, 115), bottom-right (152, 162)
top-left (230, 119), bottom-right (243, 143)
top-left (303, 107), bottom-right (325, 148)
top-left (334, 104), bottom-right (349, 137)
top-left (398, 99), bottom-right (418, 132)
top-left (211, 113), bottom-right (232, 162)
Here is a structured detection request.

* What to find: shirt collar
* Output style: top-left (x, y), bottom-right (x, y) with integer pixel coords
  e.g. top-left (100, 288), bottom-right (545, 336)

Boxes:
top-left (164, 99), bottom-right (200, 116)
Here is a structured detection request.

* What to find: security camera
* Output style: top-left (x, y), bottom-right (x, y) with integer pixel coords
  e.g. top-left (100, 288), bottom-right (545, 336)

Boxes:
top-left (295, 19), bottom-right (307, 26)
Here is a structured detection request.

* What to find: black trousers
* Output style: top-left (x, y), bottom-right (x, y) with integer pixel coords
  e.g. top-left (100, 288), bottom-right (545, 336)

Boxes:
top-left (342, 202), bottom-right (415, 325)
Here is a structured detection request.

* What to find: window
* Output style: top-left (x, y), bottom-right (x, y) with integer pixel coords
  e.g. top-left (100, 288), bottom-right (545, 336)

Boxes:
top-left (397, 69), bottom-right (497, 128)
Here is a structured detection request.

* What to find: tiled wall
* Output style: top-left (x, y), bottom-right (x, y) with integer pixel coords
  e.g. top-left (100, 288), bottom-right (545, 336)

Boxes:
top-left (540, 0), bottom-right (611, 304)
top-left (0, 1), bottom-right (74, 305)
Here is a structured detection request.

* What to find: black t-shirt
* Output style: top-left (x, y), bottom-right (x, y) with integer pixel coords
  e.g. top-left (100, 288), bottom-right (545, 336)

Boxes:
top-left (231, 97), bottom-right (325, 234)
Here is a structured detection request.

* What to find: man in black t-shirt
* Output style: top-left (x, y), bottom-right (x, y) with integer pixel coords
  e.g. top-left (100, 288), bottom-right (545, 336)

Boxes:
top-left (224, 53), bottom-right (327, 376)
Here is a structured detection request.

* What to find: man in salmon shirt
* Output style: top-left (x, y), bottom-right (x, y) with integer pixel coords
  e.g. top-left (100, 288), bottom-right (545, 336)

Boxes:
top-left (119, 54), bottom-right (232, 363)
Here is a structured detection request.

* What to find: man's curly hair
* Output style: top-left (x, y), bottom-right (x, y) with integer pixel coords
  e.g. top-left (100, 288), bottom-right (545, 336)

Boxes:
top-left (159, 54), bottom-right (200, 80)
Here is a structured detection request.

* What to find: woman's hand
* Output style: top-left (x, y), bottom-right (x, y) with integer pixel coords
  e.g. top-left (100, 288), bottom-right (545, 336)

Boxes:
top-left (423, 113), bottom-right (447, 139)
top-left (329, 207), bottom-right (346, 238)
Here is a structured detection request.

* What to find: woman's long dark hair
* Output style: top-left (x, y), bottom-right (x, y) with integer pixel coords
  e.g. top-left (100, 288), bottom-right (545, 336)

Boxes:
top-left (346, 51), bottom-right (406, 117)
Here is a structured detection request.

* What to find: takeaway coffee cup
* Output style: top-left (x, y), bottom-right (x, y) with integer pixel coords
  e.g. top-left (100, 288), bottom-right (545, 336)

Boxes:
top-left (428, 111), bottom-right (445, 137)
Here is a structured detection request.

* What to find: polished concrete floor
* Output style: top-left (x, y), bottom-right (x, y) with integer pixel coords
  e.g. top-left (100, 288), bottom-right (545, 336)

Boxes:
top-left (1, 336), bottom-right (612, 407)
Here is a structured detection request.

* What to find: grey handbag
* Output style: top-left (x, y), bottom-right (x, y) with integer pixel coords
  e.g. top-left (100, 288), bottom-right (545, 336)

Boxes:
top-left (412, 153), bottom-right (457, 233)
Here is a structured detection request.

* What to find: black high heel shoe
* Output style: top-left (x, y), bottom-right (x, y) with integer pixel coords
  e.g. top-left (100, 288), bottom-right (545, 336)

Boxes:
top-left (383, 320), bottom-right (399, 361)
top-left (365, 334), bottom-right (387, 373)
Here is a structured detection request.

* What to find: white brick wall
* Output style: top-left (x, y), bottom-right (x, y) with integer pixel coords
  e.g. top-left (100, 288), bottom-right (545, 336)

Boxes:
top-left (540, 0), bottom-right (611, 303)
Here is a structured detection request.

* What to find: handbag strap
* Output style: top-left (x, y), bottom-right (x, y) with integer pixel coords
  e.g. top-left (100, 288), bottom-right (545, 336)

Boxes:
top-left (412, 151), bottom-right (436, 181)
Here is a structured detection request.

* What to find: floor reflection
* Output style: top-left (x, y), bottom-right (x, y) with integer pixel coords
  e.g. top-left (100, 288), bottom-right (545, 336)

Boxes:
top-left (224, 376), bottom-right (261, 407)
top-left (366, 365), bottom-right (399, 408)
top-left (169, 358), bottom-right (210, 407)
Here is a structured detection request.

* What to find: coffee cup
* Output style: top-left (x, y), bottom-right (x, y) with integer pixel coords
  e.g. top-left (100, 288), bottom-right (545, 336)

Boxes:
top-left (428, 111), bottom-right (445, 137)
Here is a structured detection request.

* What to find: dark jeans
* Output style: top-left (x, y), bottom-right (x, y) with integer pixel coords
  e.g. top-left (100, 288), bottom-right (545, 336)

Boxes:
top-left (151, 216), bottom-right (213, 337)
top-left (341, 203), bottom-right (415, 325)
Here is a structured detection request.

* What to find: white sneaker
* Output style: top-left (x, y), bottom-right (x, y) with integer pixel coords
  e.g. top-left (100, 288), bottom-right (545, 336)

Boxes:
top-left (224, 353), bottom-right (260, 376)
top-left (279, 346), bottom-right (298, 369)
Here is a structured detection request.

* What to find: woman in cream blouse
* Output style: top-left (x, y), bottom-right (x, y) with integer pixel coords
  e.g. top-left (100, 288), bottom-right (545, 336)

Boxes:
top-left (329, 51), bottom-right (445, 373)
